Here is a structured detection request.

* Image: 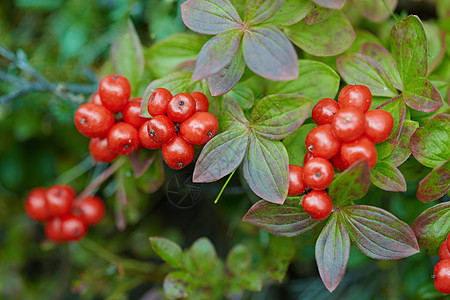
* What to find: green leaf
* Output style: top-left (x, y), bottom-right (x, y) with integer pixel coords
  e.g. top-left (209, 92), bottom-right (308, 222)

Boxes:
top-left (265, 0), bottom-right (313, 26)
top-left (312, 0), bottom-right (345, 9)
top-left (341, 205), bottom-right (419, 260)
top-left (226, 244), bottom-right (252, 276)
top-left (250, 95), bottom-right (312, 140)
top-left (315, 212), bottom-right (350, 292)
top-left (284, 11), bottom-right (355, 56)
top-left (412, 202), bottom-right (450, 250)
top-left (226, 84), bottom-right (254, 110)
top-left (266, 236), bottom-right (295, 282)
top-left (189, 238), bottom-right (217, 274)
top-left (163, 271), bottom-right (191, 299)
top-left (244, 0), bottom-right (284, 25)
top-left (242, 133), bottom-right (289, 203)
top-left (208, 48), bottom-right (245, 96)
top-left (385, 119), bottom-right (419, 166)
top-left (239, 271), bottom-right (262, 292)
top-left (402, 77), bottom-right (443, 112)
top-left (328, 160), bottom-right (371, 207)
top-left (424, 22), bottom-right (445, 73)
top-left (303, 4), bottom-right (335, 25)
top-left (220, 97), bottom-right (249, 131)
top-left (416, 159), bottom-right (450, 203)
top-left (283, 123), bottom-right (316, 166)
top-left (376, 139), bottom-right (399, 161)
top-left (410, 113), bottom-right (450, 168)
top-left (356, 0), bottom-right (398, 23)
top-left (370, 161), bottom-right (407, 192)
top-left (150, 237), bottom-right (184, 269)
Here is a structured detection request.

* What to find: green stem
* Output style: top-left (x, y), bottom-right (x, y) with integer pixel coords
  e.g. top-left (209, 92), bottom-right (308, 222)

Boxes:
top-left (214, 170), bottom-right (236, 204)
top-left (381, 0), bottom-right (399, 22)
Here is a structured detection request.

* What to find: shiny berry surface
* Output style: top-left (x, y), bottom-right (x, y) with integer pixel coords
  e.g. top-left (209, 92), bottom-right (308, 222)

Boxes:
top-left (147, 88), bottom-right (173, 116)
top-left (60, 214), bottom-right (88, 241)
top-left (288, 165), bottom-right (306, 196)
top-left (331, 107), bottom-right (365, 142)
top-left (434, 259), bottom-right (450, 294)
top-left (330, 153), bottom-right (348, 172)
top-left (74, 103), bottom-right (115, 138)
top-left (139, 121), bottom-right (161, 149)
top-left (45, 184), bottom-right (76, 216)
top-left (447, 232), bottom-right (450, 256)
top-left (162, 136), bottom-right (195, 170)
top-left (302, 190), bottom-right (332, 220)
top-left (89, 137), bottom-right (118, 163)
top-left (312, 98), bottom-right (340, 125)
top-left (107, 122), bottom-right (140, 155)
top-left (191, 91), bottom-right (209, 112)
top-left (303, 152), bottom-right (314, 167)
top-left (167, 93), bottom-right (196, 122)
top-left (75, 196), bottom-right (105, 226)
top-left (45, 217), bottom-right (64, 242)
top-left (439, 241), bottom-right (450, 261)
top-left (147, 115), bottom-right (176, 144)
top-left (90, 91), bottom-right (102, 105)
top-left (364, 109), bottom-right (394, 143)
top-left (99, 74), bottom-right (131, 113)
top-left (179, 112), bottom-right (219, 145)
top-left (305, 124), bottom-right (341, 159)
top-left (303, 157), bottom-right (334, 190)
top-left (122, 98), bottom-right (147, 128)
top-left (338, 85), bottom-right (372, 113)
top-left (25, 187), bottom-right (50, 221)
top-left (341, 136), bottom-right (377, 169)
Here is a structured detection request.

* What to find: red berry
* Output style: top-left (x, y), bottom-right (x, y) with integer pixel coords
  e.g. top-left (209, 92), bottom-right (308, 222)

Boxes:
top-left (75, 196), bottom-right (105, 226)
top-left (107, 122), bottom-right (140, 155)
top-left (439, 241), bottom-right (450, 261)
top-left (338, 85), bottom-right (372, 113)
top-left (99, 74), bottom-right (131, 113)
top-left (147, 115), bottom-right (176, 144)
top-left (89, 137), bottom-right (117, 163)
top-left (330, 153), bottom-right (348, 172)
top-left (303, 152), bottom-right (314, 166)
top-left (122, 98), bottom-right (147, 128)
top-left (434, 260), bottom-right (450, 294)
top-left (288, 165), bottom-right (307, 196)
top-left (162, 136), bottom-right (195, 170)
top-left (331, 107), bottom-right (365, 142)
top-left (179, 112), bottom-right (219, 145)
top-left (303, 158), bottom-right (334, 190)
top-left (167, 93), bottom-right (196, 122)
top-left (191, 91), bottom-right (210, 112)
top-left (90, 91), bottom-right (102, 105)
top-left (447, 232), bottom-right (450, 255)
top-left (60, 214), bottom-right (88, 241)
top-left (305, 124), bottom-right (341, 159)
top-left (138, 121), bottom-right (161, 149)
top-left (147, 88), bottom-right (173, 117)
top-left (25, 187), bottom-right (50, 222)
top-left (341, 136), bottom-right (377, 169)
top-left (74, 103), bottom-right (115, 138)
top-left (364, 109), bottom-right (394, 144)
top-left (302, 190), bottom-right (332, 220)
top-left (45, 217), bottom-right (64, 242)
top-left (312, 98), bottom-right (340, 125)
top-left (45, 185), bottom-right (76, 216)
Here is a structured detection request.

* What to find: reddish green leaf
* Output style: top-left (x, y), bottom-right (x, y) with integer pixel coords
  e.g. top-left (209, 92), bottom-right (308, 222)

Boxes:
top-left (150, 237), bottom-right (184, 268)
top-left (188, 238), bottom-right (217, 274)
top-left (370, 161), bottom-right (407, 192)
top-left (265, 0), bottom-right (313, 26)
top-left (312, 0), bottom-right (345, 9)
top-left (242, 198), bottom-right (320, 236)
top-left (402, 77), bottom-right (443, 112)
top-left (226, 244), bottom-right (251, 276)
top-left (164, 271), bottom-right (192, 299)
top-left (303, 4), bottom-right (335, 25)
top-left (342, 205), bottom-right (419, 260)
top-left (356, 0), bottom-right (398, 23)
top-left (207, 49), bottom-right (245, 96)
top-left (376, 139), bottom-right (399, 161)
top-left (220, 97), bottom-right (249, 131)
top-left (283, 123), bottom-right (316, 166)
top-left (417, 160), bottom-right (450, 203)
top-left (242, 24), bottom-right (298, 80)
top-left (244, 0), bottom-right (284, 25)
top-left (412, 202), bottom-right (450, 250)
top-left (385, 119), bottom-right (419, 166)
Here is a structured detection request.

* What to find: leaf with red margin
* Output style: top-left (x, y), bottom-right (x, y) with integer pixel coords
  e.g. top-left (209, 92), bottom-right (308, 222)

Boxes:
top-left (357, 0), bottom-right (398, 23)
top-left (312, 0), bottom-right (345, 9)
top-left (303, 4), bottom-right (335, 25)
top-left (416, 160), bottom-right (450, 203)
top-left (341, 205), bottom-right (420, 260)
top-left (316, 212), bottom-right (350, 292)
top-left (402, 77), bottom-right (443, 112)
top-left (412, 202), bottom-right (450, 251)
top-left (244, 0), bottom-right (284, 26)
top-left (207, 48), bottom-right (245, 96)
top-left (242, 197), bottom-right (320, 236)
top-left (242, 24), bottom-right (298, 81)
top-left (266, 0), bottom-right (313, 26)
top-left (181, 0), bottom-right (242, 35)
top-left (370, 161), bottom-right (407, 192)
top-left (385, 119), bottom-right (419, 167)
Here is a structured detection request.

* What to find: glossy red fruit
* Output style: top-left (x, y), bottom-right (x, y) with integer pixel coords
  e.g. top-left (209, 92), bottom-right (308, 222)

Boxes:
top-left (338, 85), bottom-right (372, 113)
top-left (302, 190), bottom-right (332, 220)
top-left (341, 136), bottom-right (377, 169)
top-left (167, 93), bottom-right (196, 122)
top-left (45, 185), bottom-right (76, 216)
top-left (45, 217), bottom-right (64, 242)
top-left (122, 98), bottom-right (147, 128)
top-left (312, 98), bottom-right (340, 125)
top-left (90, 91), bottom-right (102, 105)
top-left (60, 214), bottom-right (88, 241)
top-left (74, 103), bottom-right (115, 138)
top-left (75, 196), bottom-right (105, 226)
top-left (434, 260), bottom-right (450, 294)
top-left (191, 91), bottom-right (209, 112)
top-left (439, 241), bottom-right (450, 261)
top-left (288, 165), bottom-right (307, 196)
top-left (305, 124), bottom-right (341, 159)
top-left (107, 122), bottom-right (140, 155)
top-left (147, 88), bottom-right (173, 116)
top-left (138, 121), bottom-right (161, 149)
top-left (447, 232), bottom-right (450, 255)
top-left (162, 136), bottom-right (195, 170)
top-left (25, 187), bottom-right (50, 222)
top-left (331, 107), bottom-right (365, 142)
top-left (99, 74), bottom-right (131, 113)
top-left (364, 109), bottom-right (394, 143)
top-left (89, 137), bottom-right (117, 163)
top-left (303, 152), bottom-right (314, 166)
top-left (179, 112), bottom-right (219, 145)
top-left (147, 115), bottom-right (176, 144)
top-left (330, 153), bottom-right (348, 172)
top-left (303, 158), bottom-right (335, 190)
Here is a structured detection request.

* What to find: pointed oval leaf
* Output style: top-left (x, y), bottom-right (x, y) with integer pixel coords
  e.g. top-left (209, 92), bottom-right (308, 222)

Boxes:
top-left (342, 205), bottom-right (419, 260)
top-left (385, 119), bottom-right (419, 167)
top-left (412, 202), bottom-right (450, 250)
top-left (242, 198), bottom-right (320, 236)
top-left (245, 0), bottom-right (285, 25)
top-left (164, 271), bottom-right (191, 299)
top-left (250, 95), bottom-right (312, 140)
top-left (357, 0), bottom-right (398, 23)
top-left (283, 123), bottom-right (316, 166)
top-left (265, 0), bottom-right (313, 26)
top-left (303, 5), bottom-right (335, 25)
top-left (189, 238), bottom-right (217, 274)
top-left (376, 139), bottom-right (399, 160)
top-left (150, 237), bottom-right (184, 268)
top-left (417, 160), bottom-right (450, 203)
top-left (226, 244), bottom-right (252, 276)
top-left (207, 49), bottom-right (245, 96)
top-left (403, 77), bottom-right (443, 112)
top-left (312, 0), bottom-right (345, 9)
top-left (226, 84), bottom-right (254, 109)
top-left (370, 161), bottom-right (407, 192)
top-left (181, 0), bottom-right (243, 35)
top-left (242, 24), bottom-right (298, 81)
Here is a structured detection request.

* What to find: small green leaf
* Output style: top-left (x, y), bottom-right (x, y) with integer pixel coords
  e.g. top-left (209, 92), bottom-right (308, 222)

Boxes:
top-left (226, 244), bottom-right (252, 276)
top-left (208, 49), bottom-right (246, 96)
top-left (226, 84), bottom-right (254, 110)
top-left (385, 119), bottom-right (419, 166)
top-left (265, 0), bottom-right (313, 26)
top-left (416, 160), bottom-right (450, 203)
top-left (150, 237), bottom-right (184, 269)
top-left (163, 271), bottom-right (191, 299)
top-left (402, 77), bottom-right (443, 112)
top-left (412, 202), bottom-right (450, 250)
top-left (283, 123), bottom-right (316, 166)
top-left (303, 4), bottom-right (335, 25)
top-left (370, 161), bottom-right (407, 192)
top-left (189, 238), bottom-right (217, 274)
top-left (239, 271), bottom-right (262, 292)
top-left (244, 0), bottom-right (283, 25)
top-left (356, 0), bottom-right (398, 23)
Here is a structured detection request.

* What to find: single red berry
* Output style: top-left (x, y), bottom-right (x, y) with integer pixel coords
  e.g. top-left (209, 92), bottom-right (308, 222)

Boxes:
top-left (122, 98), bottom-right (147, 128)
top-left (303, 158), bottom-right (334, 190)
top-left (98, 74), bottom-right (131, 113)
top-left (364, 109), bottom-right (394, 144)
top-left (305, 124), bottom-right (341, 159)
top-left (162, 136), bottom-right (195, 170)
top-left (338, 85), bottom-right (372, 113)
top-left (302, 190), bottom-right (332, 220)
top-left (330, 153), bottom-right (348, 172)
top-left (60, 214), bottom-right (88, 241)
top-left (74, 103), bottom-right (115, 138)
top-left (341, 136), bottom-right (377, 169)
top-left (89, 137), bottom-right (117, 163)
top-left (191, 91), bottom-right (210, 112)
top-left (434, 260), bottom-right (450, 294)
top-left (45, 217), bottom-right (64, 242)
top-left (147, 88), bottom-right (173, 116)
top-left (45, 185), bottom-right (76, 217)
top-left (439, 241), bottom-right (450, 261)
top-left (139, 121), bottom-right (161, 149)
top-left (447, 232), bottom-right (450, 255)
top-left (90, 91), bottom-right (102, 105)
top-left (147, 115), bottom-right (176, 144)
top-left (312, 98), bottom-right (340, 125)
top-left (179, 112), bottom-right (219, 145)
top-left (288, 165), bottom-right (307, 196)
top-left (331, 107), bottom-right (365, 142)
top-left (74, 196), bottom-right (105, 226)
top-left (107, 122), bottom-right (140, 155)
top-left (303, 152), bottom-right (314, 166)
top-left (167, 93), bottom-right (196, 122)
top-left (25, 187), bottom-right (51, 222)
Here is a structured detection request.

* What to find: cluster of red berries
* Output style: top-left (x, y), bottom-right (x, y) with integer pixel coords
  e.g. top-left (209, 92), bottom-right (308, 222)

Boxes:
top-left (145, 88), bottom-right (218, 169)
top-left (434, 232), bottom-right (450, 294)
top-left (288, 85), bottom-right (394, 220)
top-left (25, 185), bottom-right (105, 242)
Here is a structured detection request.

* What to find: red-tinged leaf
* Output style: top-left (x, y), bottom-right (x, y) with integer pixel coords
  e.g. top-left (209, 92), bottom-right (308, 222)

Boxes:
top-left (245, 0), bottom-right (284, 25)
top-left (357, 0), bottom-right (398, 23)
top-left (315, 212), bottom-right (350, 292)
top-left (370, 161), bottom-right (407, 192)
top-left (207, 49), bottom-right (245, 96)
top-left (127, 151), bottom-right (156, 178)
top-left (341, 205), bottom-right (420, 260)
top-left (410, 113), bottom-right (450, 168)
top-left (242, 198), bottom-right (320, 237)
top-left (402, 77), bottom-right (443, 112)
top-left (242, 24), bottom-right (298, 81)
top-left (385, 119), bottom-right (419, 167)
top-left (328, 160), bottom-right (371, 207)
top-left (192, 29), bottom-right (242, 81)
top-left (416, 160), bottom-right (450, 203)
top-left (220, 97), bottom-right (249, 131)
top-left (303, 4), bottom-right (335, 25)
top-left (265, 0), bottom-right (313, 26)
top-left (412, 202), bottom-right (450, 250)
top-left (312, 0), bottom-right (345, 9)
top-left (242, 133), bottom-right (289, 204)
top-left (376, 139), bottom-right (399, 161)
top-left (377, 95), bottom-right (407, 141)
top-left (181, 0), bottom-right (242, 35)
